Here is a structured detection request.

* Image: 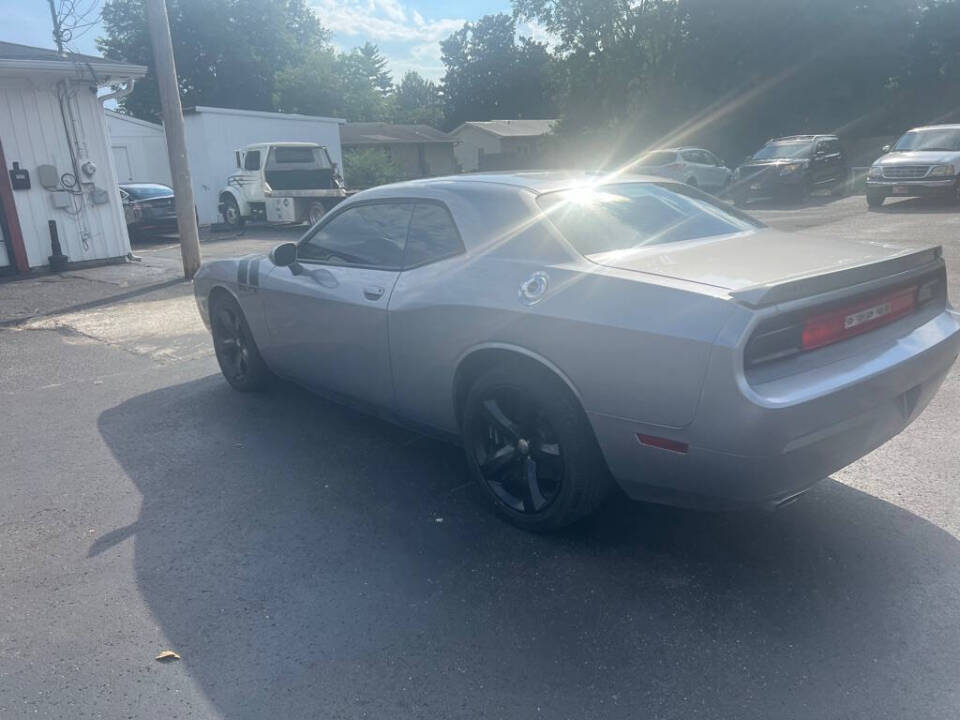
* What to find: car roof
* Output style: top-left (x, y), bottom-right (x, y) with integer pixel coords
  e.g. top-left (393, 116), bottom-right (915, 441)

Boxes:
top-left (380, 171), bottom-right (673, 195)
top-left (769, 134), bottom-right (835, 142)
top-left (906, 124), bottom-right (960, 131)
top-left (119, 183), bottom-right (172, 191)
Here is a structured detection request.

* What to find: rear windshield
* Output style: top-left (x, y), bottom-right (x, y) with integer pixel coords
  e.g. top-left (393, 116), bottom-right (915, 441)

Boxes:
top-left (537, 183), bottom-right (758, 256)
top-left (893, 128), bottom-right (960, 152)
top-left (752, 141), bottom-right (813, 160)
top-left (121, 184), bottom-right (172, 199)
top-left (270, 147), bottom-right (331, 167)
top-left (636, 151), bottom-right (677, 167)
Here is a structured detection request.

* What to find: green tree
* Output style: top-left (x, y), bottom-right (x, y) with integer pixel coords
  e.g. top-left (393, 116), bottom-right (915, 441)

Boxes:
top-left (391, 71), bottom-right (444, 126)
top-left (440, 13), bottom-right (558, 130)
top-left (98, 0), bottom-right (328, 121)
top-left (276, 43), bottom-right (395, 121)
top-left (342, 147), bottom-right (403, 188)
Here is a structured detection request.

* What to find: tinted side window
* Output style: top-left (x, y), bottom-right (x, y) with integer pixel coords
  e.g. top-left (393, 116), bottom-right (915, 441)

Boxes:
top-left (699, 150), bottom-right (717, 165)
top-left (681, 150), bottom-right (699, 163)
top-left (244, 151), bottom-right (261, 171)
top-left (404, 203), bottom-right (463, 268)
top-left (300, 202), bottom-right (412, 269)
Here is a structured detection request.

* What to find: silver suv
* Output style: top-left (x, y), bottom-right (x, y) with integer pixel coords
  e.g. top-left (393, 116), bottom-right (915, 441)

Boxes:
top-left (866, 124), bottom-right (960, 207)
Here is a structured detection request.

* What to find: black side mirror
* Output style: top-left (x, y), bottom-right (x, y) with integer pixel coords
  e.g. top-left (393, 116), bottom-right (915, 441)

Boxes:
top-left (270, 242), bottom-right (298, 267)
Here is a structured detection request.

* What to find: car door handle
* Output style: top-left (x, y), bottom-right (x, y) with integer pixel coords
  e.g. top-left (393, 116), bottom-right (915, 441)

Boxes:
top-left (363, 285), bottom-right (385, 301)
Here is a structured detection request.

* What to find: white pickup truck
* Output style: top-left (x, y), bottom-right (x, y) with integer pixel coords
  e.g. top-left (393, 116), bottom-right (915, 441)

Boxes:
top-left (218, 142), bottom-right (348, 227)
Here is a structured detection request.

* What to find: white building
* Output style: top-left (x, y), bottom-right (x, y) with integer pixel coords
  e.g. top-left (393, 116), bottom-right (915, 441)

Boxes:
top-left (182, 106), bottom-right (344, 225)
top-left (0, 42), bottom-right (145, 276)
top-left (450, 119), bottom-right (558, 172)
top-left (105, 110), bottom-right (171, 185)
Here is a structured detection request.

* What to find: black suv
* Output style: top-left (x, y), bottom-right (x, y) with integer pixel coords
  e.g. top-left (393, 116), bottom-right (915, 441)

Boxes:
top-left (732, 135), bottom-right (849, 205)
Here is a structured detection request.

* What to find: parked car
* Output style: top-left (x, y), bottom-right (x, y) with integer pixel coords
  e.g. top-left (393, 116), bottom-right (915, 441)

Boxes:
top-left (866, 124), bottom-right (960, 208)
top-left (120, 183), bottom-right (177, 239)
top-left (634, 148), bottom-right (732, 193)
top-left (193, 172), bottom-right (959, 531)
top-left (218, 142), bottom-right (348, 228)
top-left (732, 135), bottom-right (849, 205)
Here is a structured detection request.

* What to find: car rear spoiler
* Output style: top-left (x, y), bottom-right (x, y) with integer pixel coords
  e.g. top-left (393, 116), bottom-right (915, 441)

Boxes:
top-left (730, 246), bottom-right (943, 308)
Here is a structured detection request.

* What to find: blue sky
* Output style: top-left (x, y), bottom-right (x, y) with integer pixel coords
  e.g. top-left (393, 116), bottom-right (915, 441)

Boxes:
top-left (2, 0), bottom-right (547, 80)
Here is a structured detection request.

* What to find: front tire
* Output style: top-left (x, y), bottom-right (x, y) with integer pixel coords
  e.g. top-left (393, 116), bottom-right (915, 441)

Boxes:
top-left (210, 294), bottom-right (271, 391)
top-left (221, 195), bottom-right (244, 227)
top-left (866, 191), bottom-right (885, 208)
top-left (461, 362), bottom-right (612, 532)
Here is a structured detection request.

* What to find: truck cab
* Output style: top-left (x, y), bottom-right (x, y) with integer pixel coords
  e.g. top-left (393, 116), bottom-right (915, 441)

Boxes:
top-left (218, 142), bottom-right (347, 227)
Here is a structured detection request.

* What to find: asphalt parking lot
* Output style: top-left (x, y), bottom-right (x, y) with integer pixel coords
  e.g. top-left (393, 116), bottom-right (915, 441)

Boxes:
top-left (2, 194), bottom-right (959, 719)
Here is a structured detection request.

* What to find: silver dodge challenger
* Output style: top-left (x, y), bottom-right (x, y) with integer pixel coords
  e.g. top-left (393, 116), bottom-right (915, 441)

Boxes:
top-left (194, 172), bottom-right (960, 531)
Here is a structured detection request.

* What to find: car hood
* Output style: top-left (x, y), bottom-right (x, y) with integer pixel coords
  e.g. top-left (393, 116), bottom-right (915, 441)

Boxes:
top-left (586, 229), bottom-right (913, 291)
top-left (874, 150), bottom-right (960, 166)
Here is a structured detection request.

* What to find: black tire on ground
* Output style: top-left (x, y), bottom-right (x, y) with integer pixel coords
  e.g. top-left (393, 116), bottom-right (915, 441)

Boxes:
top-left (461, 360), bottom-right (613, 532)
top-left (221, 195), bottom-right (244, 227)
top-left (210, 293), bottom-right (271, 392)
top-left (949, 181), bottom-right (960, 206)
top-left (831, 170), bottom-right (850, 197)
top-left (866, 192), bottom-right (885, 208)
top-left (308, 201), bottom-right (326, 226)
top-left (792, 180), bottom-right (812, 204)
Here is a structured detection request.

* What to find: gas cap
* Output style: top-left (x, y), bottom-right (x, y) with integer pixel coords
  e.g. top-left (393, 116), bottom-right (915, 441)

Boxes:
top-left (519, 271), bottom-right (549, 305)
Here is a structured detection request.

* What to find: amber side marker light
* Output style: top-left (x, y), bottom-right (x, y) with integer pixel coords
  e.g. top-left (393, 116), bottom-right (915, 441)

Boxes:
top-left (637, 434), bottom-right (689, 454)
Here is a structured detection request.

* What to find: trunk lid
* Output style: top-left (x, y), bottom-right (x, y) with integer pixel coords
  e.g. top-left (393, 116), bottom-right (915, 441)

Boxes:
top-left (587, 229), bottom-right (937, 300)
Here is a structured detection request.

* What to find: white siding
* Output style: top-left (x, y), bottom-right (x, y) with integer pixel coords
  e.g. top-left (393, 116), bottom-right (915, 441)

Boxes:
top-left (183, 107), bottom-right (344, 224)
top-left (451, 125), bottom-right (502, 172)
top-left (0, 76), bottom-right (130, 268)
top-left (105, 110), bottom-right (172, 185)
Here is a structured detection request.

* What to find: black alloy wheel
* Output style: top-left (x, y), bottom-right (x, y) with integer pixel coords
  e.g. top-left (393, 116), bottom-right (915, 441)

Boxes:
top-left (210, 297), bottom-right (270, 391)
top-left (462, 361), bottom-right (613, 531)
top-left (470, 389), bottom-right (564, 514)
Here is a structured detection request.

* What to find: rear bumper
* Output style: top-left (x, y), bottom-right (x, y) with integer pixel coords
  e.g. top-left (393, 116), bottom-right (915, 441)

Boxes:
top-left (590, 308), bottom-right (960, 510)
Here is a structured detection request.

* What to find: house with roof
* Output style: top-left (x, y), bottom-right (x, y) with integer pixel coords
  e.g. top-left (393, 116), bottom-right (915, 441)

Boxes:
top-left (0, 41), bottom-right (145, 276)
top-left (340, 123), bottom-right (457, 181)
top-left (450, 119), bottom-right (558, 173)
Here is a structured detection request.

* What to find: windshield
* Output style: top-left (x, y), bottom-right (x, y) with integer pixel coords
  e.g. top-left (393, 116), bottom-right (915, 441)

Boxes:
top-left (636, 151), bottom-right (678, 167)
top-left (892, 128), bottom-right (960, 152)
top-left (537, 183), bottom-right (759, 256)
top-left (120, 184), bottom-right (172, 199)
top-left (751, 141), bottom-right (813, 160)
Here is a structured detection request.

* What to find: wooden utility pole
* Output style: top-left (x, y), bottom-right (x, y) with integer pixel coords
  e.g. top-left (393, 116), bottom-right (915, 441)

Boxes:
top-left (46, 0), bottom-right (64, 54)
top-left (146, 0), bottom-right (201, 279)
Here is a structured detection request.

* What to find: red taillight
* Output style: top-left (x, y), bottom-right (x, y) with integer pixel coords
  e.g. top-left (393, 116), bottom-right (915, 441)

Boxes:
top-left (801, 285), bottom-right (917, 351)
top-left (637, 434), bottom-right (689, 454)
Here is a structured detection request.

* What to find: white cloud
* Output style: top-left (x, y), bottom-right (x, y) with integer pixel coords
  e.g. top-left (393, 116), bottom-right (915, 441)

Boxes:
top-left (311, 0), bottom-right (465, 44)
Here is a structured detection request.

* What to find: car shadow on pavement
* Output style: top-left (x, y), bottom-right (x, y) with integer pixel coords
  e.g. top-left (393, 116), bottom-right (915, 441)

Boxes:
top-left (97, 375), bottom-right (960, 720)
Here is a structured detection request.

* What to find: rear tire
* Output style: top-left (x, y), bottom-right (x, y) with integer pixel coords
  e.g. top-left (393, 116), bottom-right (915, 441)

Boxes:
top-left (831, 170), bottom-right (850, 197)
top-left (308, 201), bottom-right (326, 226)
top-left (866, 191), bottom-right (885, 208)
top-left (210, 294), bottom-right (271, 392)
top-left (461, 361), bottom-right (613, 532)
